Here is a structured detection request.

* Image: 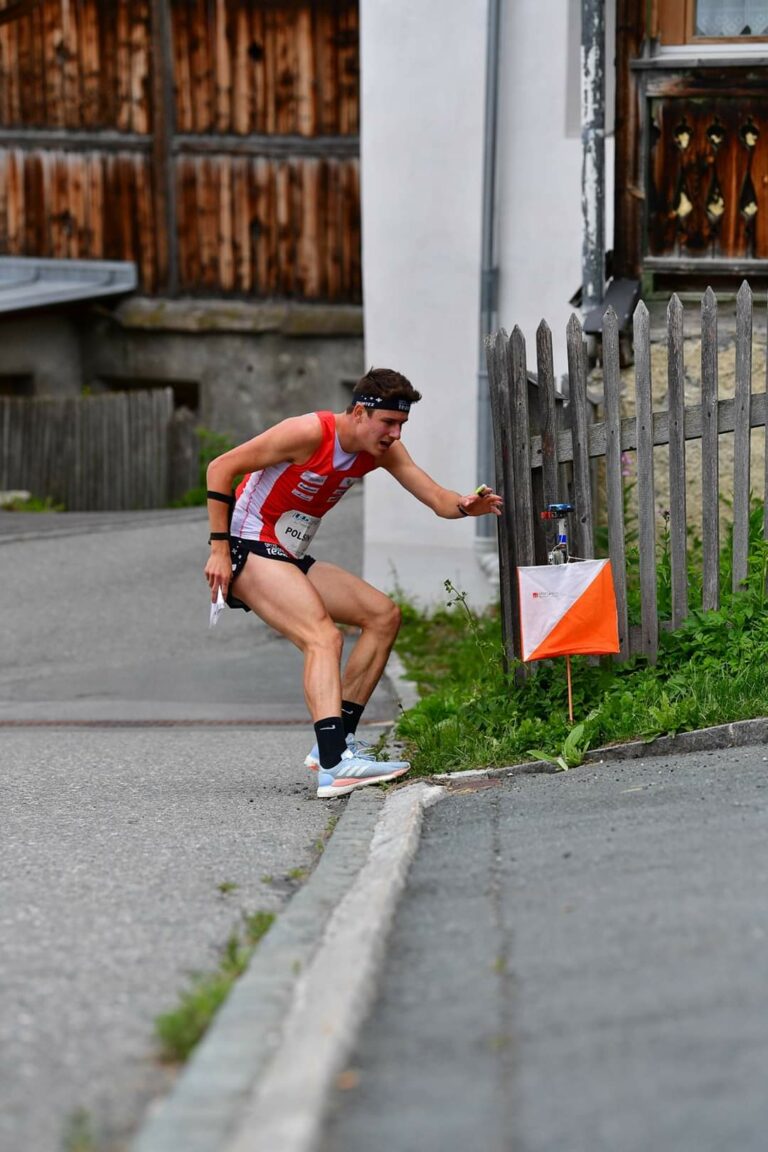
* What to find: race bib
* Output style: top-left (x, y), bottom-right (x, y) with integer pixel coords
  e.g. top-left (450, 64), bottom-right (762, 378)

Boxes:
top-left (275, 509), bottom-right (321, 559)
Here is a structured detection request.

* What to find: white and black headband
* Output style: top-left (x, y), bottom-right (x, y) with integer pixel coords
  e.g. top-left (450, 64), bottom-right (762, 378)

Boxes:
top-left (354, 394), bottom-right (411, 413)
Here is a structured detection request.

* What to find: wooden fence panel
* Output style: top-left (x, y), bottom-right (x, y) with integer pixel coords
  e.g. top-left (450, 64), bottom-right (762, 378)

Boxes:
top-left (0, 389), bottom-right (176, 510)
top-left (486, 283), bottom-right (768, 667)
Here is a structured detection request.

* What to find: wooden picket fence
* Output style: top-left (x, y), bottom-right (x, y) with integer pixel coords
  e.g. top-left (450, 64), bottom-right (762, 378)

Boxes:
top-left (0, 388), bottom-right (177, 510)
top-left (486, 281), bottom-right (766, 667)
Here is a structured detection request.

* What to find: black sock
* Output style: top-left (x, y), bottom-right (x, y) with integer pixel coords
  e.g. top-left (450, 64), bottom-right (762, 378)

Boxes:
top-left (341, 700), bottom-right (365, 736)
top-left (314, 716), bottom-right (347, 770)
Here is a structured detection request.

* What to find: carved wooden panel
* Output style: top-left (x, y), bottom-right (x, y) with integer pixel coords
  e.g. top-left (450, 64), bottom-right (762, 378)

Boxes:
top-left (647, 93), bottom-right (768, 261)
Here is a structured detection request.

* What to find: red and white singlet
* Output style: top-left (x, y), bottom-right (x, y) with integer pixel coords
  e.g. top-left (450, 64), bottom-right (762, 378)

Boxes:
top-left (229, 411), bottom-right (377, 558)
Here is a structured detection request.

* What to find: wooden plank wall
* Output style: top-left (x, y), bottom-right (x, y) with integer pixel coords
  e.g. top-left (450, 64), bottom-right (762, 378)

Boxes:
top-left (171, 1), bottom-right (359, 136)
top-left (0, 0), bottom-right (360, 300)
top-left (175, 155), bottom-right (359, 297)
top-left (486, 282), bottom-right (766, 666)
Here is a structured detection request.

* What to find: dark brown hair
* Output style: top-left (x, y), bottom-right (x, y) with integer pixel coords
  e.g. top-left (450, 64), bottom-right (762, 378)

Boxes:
top-left (346, 367), bottom-right (422, 413)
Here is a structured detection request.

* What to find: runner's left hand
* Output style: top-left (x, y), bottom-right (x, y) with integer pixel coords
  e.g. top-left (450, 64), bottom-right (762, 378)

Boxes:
top-left (459, 486), bottom-right (503, 517)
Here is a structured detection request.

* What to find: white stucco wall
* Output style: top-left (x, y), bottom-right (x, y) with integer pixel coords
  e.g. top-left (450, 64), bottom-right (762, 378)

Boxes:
top-left (360, 0), bottom-right (489, 607)
top-left (360, 0), bottom-right (615, 606)
top-left (496, 0), bottom-right (615, 379)
top-left (496, 2), bottom-right (583, 380)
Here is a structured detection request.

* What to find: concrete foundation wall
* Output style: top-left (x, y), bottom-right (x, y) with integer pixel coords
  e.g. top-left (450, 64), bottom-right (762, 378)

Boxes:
top-left (0, 300), bottom-right (364, 444)
top-left (0, 314), bottom-right (84, 396)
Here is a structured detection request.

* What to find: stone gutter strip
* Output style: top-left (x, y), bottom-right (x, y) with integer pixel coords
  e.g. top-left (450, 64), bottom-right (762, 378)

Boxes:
top-left (132, 789), bottom-right (386, 1152)
top-left (222, 781), bottom-right (444, 1152)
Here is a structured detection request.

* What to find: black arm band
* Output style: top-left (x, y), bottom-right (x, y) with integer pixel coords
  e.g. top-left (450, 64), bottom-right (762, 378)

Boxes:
top-left (208, 532), bottom-right (230, 543)
top-left (457, 503), bottom-right (469, 517)
top-left (207, 490), bottom-right (235, 507)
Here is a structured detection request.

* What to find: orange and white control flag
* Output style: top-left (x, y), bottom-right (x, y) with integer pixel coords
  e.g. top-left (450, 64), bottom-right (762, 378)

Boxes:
top-left (517, 559), bottom-right (620, 662)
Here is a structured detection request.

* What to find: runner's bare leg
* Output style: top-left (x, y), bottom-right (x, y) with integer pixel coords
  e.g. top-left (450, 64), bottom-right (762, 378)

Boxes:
top-left (231, 555), bottom-right (343, 720)
top-left (308, 561), bottom-right (401, 706)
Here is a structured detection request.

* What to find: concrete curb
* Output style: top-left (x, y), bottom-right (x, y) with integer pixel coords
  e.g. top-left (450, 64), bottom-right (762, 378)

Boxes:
top-left (583, 715), bottom-right (768, 762)
top-left (222, 781), bottom-right (444, 1152)
top-left (131, 781), bottom-right (443, 1152)
top-left (429, 714), bottom-right (768, 784)
top-left (131, 789), bottom-right (385, 1152)
top-left (384, 649), bottom-right (421, 714)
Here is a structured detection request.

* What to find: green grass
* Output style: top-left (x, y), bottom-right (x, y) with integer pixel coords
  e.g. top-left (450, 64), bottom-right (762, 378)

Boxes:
top-left (393, 533), bottom-right (768, 776)
top-left (0, 493), bottom-right (64, 512)
top-left (155, 910), bottom-right (274, 1063)
top-left (153, 814), bottom-right (346, 1065)
top-left (61, 1108), bottom-right (97, 1152)
top-left (169, 426), bottom-right (237, 507)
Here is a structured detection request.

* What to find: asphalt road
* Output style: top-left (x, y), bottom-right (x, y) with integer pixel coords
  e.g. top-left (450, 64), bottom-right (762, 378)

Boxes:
top-left (7, 493), bottom-right (768, 1152)
top-left (0, 488), bottom-right (394, 724)
top-left (0, 487), bottom-right (397, 1152)
top-left (320, 747), bottom-right (768, 1152)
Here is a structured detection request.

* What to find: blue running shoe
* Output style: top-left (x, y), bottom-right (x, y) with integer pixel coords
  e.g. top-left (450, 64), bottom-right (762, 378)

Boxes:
top-left (304, 733), bottom-right (375, 771)
top-left (316, 749), bottom-right (410, 798)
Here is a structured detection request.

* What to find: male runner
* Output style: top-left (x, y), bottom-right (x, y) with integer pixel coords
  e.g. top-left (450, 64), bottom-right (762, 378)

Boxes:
top-left (204, 368), bottom-right (502, 798)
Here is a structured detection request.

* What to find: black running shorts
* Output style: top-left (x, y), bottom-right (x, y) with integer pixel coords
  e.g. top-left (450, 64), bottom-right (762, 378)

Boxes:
top-left (227, 535), bottom-right (316, 612)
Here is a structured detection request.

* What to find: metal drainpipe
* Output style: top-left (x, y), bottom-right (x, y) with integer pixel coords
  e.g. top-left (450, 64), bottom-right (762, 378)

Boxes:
top-left (476, 0), bottom-right (502, 549)
top-left (581, 0), bottom-right (606, 310)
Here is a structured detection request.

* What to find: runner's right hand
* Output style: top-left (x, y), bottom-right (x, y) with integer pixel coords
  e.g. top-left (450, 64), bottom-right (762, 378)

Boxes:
top-left (204, 548), bottom-right (231, 602)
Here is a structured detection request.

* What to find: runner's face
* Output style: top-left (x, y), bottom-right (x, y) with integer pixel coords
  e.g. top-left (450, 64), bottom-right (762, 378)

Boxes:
top-left (358, 407), bottom-right (408, 455)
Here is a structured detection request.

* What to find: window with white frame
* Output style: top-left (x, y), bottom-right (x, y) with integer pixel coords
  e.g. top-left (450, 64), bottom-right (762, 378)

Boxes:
top-left (655, 0), bottom-right (768, 43)
top-left (695, 0), bottom-right (768, 36)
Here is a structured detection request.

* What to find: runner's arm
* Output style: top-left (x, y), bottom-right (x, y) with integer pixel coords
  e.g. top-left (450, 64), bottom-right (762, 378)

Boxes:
top-left (204, 414), bottom-right (323, 599)
top-left (381, 443), bottom-right (502, 519)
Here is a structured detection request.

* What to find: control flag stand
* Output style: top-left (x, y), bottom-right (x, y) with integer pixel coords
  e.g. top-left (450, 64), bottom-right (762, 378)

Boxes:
top-left (517, 505), bottom-right (620, 724)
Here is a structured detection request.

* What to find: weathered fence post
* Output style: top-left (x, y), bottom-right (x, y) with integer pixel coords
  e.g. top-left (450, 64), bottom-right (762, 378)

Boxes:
top-left (667, 293), bottom-right (688, 628)
top-left (565, 313), bottom-right (595, 559)
top-left (536, 319), bottom-right (560, 511)
top-left (701, 287), bottom-right (720, 612)
top-left (486, 329), bottom-right (519, 669)
top-left (602, 306), bottom-right (629, 658)
top-left (764, 293), bottom-right (768, 554)
top-left (634, 300), bottom-right (658, 662)
top-left (509, 326), bottom-right (535, 565)
top-left (732, 280), bottom-right (753, 592)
